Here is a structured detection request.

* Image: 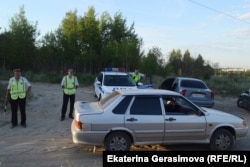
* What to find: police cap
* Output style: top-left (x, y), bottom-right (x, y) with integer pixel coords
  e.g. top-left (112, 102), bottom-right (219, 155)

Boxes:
top-left (13, 68), bottom-right (21, 72)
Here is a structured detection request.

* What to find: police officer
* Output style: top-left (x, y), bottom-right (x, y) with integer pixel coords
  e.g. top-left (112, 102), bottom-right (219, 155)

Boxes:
top-left (132, 69), bottom-right (145, 85)
top-left (60, 69), bottom-right (79, 121)
top-left (6, 69), bottom-right (32, 128)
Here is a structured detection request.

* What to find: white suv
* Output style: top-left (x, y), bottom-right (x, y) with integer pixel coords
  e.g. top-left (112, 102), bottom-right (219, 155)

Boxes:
top-left (94, 68), bottom-right (137, 100)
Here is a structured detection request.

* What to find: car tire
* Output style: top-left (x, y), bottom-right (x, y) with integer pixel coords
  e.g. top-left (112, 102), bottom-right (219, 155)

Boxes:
top-left (98, 94), bottom-right (101, 101)
top-left (210, 129), bottom-right (234, 151)
top-left (237, 98), bottom-right (244, 108)
top-left (104, 132), bottom-right (131, 151)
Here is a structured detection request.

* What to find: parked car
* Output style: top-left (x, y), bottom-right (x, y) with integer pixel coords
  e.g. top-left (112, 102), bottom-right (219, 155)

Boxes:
top-left (237, 89), bottom-right (250, 111)
top-left (128, 71), bottom-right (154, 89)
top-left (71, 89), bottom-right (248, 151)
top-left (159, 77), bottom-right (215, 108)
top-left (93, 67), bottom-right (138, 101)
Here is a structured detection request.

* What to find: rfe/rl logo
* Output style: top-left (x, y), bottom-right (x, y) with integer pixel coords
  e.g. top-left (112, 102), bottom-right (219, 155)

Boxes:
top-left (209, 155), bottom-right (244, 163)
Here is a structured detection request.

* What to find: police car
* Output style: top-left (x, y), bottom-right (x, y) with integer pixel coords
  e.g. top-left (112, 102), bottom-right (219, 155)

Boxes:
top-left (94, 68), bottom-right (138, 101)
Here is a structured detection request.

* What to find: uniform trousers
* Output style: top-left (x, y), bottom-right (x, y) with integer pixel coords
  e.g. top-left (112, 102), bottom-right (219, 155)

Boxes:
top-left (61, 93), bottom-right (75, 118)
top-left (10, 97), bottom-right (26, 126)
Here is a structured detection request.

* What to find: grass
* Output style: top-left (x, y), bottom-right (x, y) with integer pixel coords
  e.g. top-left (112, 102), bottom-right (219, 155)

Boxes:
top-left (204, 75), bottom-right (250, 96)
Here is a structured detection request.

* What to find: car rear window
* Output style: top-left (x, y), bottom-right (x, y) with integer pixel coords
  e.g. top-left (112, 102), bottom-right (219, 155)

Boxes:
top-left (181, 80), bottom-right (207, 89)
top-left (113, 96), bottom-right (133, 114)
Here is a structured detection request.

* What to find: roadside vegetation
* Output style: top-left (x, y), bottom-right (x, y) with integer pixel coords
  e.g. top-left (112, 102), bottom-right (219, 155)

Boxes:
top-left (1, 70), bottom-right (250, 108)
top-left (1, 6), bottom-right (250, 107)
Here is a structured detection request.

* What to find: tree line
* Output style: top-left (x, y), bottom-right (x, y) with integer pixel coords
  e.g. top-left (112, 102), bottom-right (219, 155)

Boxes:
top-left (0, 6), bottom-right (214, 78)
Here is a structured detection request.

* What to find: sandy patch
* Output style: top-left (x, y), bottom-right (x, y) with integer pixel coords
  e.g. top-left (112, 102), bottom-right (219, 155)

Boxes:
top-left (0, 82), bottom-right (249, 166)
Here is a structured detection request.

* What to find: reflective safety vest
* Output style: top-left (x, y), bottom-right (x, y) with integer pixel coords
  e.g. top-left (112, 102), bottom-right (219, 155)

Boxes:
top-left (132, 73), bottom-right (141, 84)
top-left (63, 76), bottom-right (77, 95)
top-left (10, 77), bottom-right (26, 100)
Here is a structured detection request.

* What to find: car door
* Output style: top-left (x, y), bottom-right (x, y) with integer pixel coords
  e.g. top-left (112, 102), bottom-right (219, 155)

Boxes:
top-left (159, 77), bottom-right (176, 90)
top-left (94, 73), bottom-right (103, 97)
top-left (125, 95), bottom-right (165, 143)
top-left (162, 96), bottom-right (207, 142)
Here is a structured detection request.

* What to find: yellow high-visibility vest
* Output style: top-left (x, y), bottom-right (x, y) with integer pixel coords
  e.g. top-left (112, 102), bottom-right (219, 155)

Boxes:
top-left (132, 73), bottom-right (141, 84)
top-left (63, 76), bottom-right (77, 95)
top-left (10, 77), bottom-right (26, 100)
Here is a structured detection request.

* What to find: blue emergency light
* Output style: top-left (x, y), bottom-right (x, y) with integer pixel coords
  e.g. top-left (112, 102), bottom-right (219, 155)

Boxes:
top-left (104, 67), bottom-right (125, 72)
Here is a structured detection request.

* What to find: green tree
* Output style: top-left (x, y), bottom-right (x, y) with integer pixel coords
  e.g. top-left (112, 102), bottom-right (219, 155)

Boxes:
top-left (120, 36), bottom-right (142, 72)
top-left (140, 47), bottom-right (163, 76)
top-left (0, 31), bottom-right (12, 71)
top-left (168, 49), bottom-right (182, 76)
top-left (182, 50), bottom-right (193, 76)
top-left (61, 10), bottom-right (81, 71)
top-left (8, 6), bottom-right (38, 70)
top-left (37, 31), bottom-right (63, 72)
top-left (1, 6), bottom-right (216, 80)
top-left (194, 54), bottom-right (205, 77)
top-left (99, 11), bottom-right (142, 72)
top-left (78, 7), bottom-right (101, 73)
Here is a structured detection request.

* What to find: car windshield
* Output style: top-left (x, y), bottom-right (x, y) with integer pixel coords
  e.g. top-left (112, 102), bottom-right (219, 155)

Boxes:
top-left (181, 80), bottom-right (207, 89)
top-left (104, 75), bottom-right (136, 86)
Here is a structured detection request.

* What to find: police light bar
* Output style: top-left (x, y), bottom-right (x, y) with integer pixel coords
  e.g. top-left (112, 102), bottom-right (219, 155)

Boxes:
top-left (104, 67), bottom-right (125, 72)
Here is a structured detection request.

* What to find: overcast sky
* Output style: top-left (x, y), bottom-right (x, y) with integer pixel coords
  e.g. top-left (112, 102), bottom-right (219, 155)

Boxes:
top-left (1, 0), bottom-right (250, 69)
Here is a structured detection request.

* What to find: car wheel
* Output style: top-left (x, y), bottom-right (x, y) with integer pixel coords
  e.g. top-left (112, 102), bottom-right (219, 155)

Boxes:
top-left (104, 132), bottom-right (131, 151)
top-left (98, 94), bottom-right (101, 101)
top-left (210, 129), bottom-right (234, 151)
top-left (237, 98), bottom-right (244, 108)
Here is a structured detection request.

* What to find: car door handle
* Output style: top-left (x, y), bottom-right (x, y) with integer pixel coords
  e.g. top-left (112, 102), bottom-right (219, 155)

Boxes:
top-left (165, 117), bottom-right (176, 121)
top-left (126, 118), bottom-right (138, 122)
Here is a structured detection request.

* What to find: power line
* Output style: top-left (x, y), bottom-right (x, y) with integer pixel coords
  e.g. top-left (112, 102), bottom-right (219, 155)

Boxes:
top-left (189, 0), bottom-right (250, 24)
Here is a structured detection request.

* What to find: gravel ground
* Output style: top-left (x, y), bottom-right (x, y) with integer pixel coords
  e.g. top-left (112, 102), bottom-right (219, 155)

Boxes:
top-left (0, 82), bottom-right (249, 167)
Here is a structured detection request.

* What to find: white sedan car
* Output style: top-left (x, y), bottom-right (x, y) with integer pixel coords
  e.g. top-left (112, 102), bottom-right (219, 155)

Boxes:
top-left (94, 68), bottom-right (138, 101)
top-left (71, 89), bottom-right (248, 151)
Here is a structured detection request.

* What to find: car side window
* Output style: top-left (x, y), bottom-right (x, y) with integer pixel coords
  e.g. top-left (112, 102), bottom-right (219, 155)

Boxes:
top-left (113, 96), bottom-right (132, 114)
top-left (130, 96), bottom-right (162, 115)
top-left (163, 97), bottom-right (183, 115)
top-left (97, 73), bottom-right (103, 83)
top-left (163, 96), bottom-right (200, 115)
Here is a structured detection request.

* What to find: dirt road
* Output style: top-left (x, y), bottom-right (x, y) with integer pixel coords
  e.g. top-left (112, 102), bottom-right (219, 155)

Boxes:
top-left (0, 82), bottom-right (249, 167)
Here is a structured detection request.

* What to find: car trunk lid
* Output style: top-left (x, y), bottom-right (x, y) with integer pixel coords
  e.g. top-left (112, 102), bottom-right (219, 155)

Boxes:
top-left (74, 101), bottom-right (103, 115)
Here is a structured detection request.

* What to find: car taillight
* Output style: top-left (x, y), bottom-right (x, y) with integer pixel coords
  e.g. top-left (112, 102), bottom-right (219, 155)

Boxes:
top-left (74, 120), bottom-right (83, 130)
top-left (242, 120), bottom-right (247, 127)
top-left (180, 89), bottom-right (186, 96)
top-left (211, 92), bottom-right (215, 99)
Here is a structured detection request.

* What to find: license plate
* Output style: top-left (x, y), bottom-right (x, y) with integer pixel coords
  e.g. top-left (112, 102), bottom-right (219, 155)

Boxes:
top-left (192, 93), bottom-right (205, 98)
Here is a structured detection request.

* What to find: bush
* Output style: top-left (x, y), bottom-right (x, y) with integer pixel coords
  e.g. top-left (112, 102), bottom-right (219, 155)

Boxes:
top-left (205, 76), bottom-right (250, 96)
top-left (2, 70), bottom-right (250, 96)
top-left (0, 82), bottom-right (7, 108)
